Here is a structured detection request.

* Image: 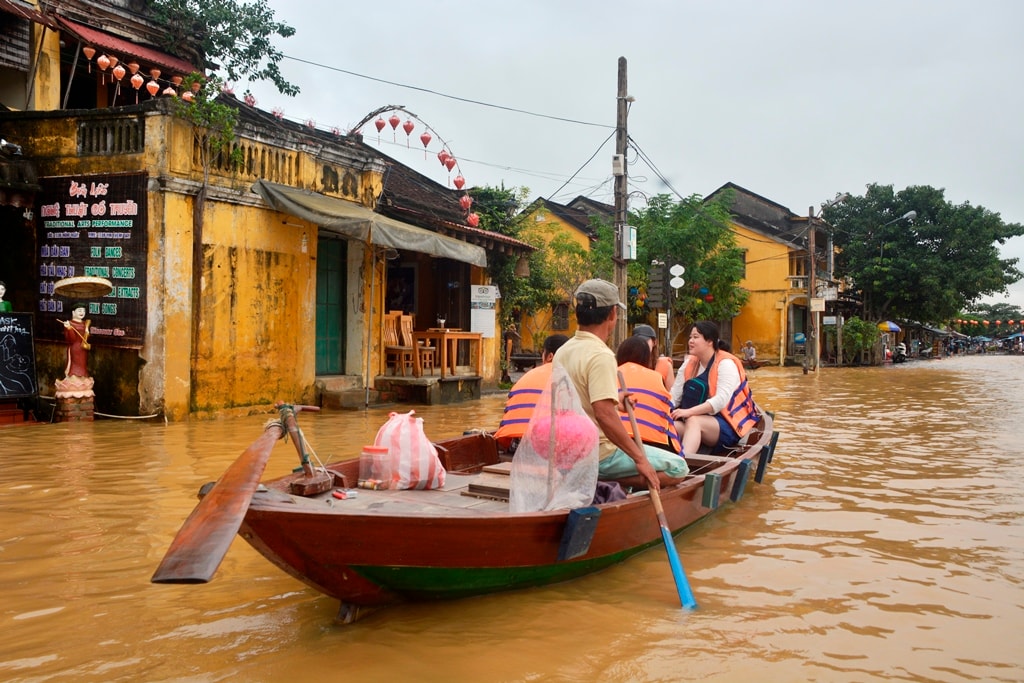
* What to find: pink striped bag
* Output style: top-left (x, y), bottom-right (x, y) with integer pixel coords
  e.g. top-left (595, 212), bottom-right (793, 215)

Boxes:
top-left (373, 410), bottom-right (446, 490)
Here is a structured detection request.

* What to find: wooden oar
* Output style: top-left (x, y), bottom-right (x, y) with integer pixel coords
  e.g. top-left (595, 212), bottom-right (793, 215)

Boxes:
top-left (151, 402), bottom-right (316, 584)
top-left (618, 371), bottom-right (697, 610)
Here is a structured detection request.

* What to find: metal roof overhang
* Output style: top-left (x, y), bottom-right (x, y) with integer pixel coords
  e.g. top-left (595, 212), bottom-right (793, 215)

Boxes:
top-left (254, 180), bottom-right (487, 267)
top-left (55, 16), bottom-right (195, 76)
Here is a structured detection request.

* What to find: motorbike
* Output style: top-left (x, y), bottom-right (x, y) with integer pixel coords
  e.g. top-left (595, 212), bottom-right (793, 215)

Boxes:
top-left (893, 343), bottom-right (908, 364)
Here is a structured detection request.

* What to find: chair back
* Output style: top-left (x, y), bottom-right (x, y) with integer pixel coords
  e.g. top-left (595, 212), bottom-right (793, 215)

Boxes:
top-left (399, 315), bottom-right (417, 347)
top-left (384, 311), bottom-right (402, 347)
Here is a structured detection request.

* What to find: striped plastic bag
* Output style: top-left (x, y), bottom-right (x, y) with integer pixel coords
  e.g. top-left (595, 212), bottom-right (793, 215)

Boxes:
top-left (374, 410), bottom-right (446, 490)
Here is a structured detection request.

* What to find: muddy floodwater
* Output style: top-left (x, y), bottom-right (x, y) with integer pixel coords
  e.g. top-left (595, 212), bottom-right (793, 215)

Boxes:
top-left (2, 354), bottom-right (1023, 682)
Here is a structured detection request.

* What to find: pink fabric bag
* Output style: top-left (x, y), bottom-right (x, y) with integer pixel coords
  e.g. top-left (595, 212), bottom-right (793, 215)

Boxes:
top-left (373, 410), bottom-right (446, 490)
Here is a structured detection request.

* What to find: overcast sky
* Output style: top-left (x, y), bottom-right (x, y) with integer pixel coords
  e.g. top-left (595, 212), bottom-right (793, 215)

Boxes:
top-left (244, 0), bottom-right (1024, 310)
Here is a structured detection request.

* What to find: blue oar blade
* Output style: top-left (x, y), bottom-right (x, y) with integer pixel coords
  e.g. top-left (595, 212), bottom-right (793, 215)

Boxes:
top-left (660, 525), bottom-right (698, 610)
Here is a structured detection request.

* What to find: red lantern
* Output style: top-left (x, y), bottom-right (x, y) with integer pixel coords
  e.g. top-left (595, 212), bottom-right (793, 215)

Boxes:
top-left (191, 80), bottom-right (202, 94)
top-left (131, 73), bottom-right (144, 90)
top-left (388, 114), bottom-right (400, 131)
top-left (112, 64), bottom-right (126, 81)
top-left (459, 195), bottom-right (473, 210)
top-left (146, 80), bottom-right (160, 96)
top-left (96, 54), bottom-right (110, 73)
top-left (420, 131), bottom-right (432, 148)
top-left (402, 119), bottom-right (414, 135)
top-left (983, 320), bottom-right (990, 326)
top-left (127, 62), bottom-right (139, 75)
top-left (995, 320), bottom-right (1002, 325)
top-left (82, 45), bottom-right (96, 64)
top-left (438, 149), bottom-right (450, 166)
top-left (453, 175), bottom-right (466, 190)
top-left (1009, 320), bottom-right (1016, 325)
top-left (704, 294), bottom-right (714, 302)
top-left (374, 117), bottom-right (386, 132)
top-left (466, 213), bottom-right (480, 228)
top-left (150, 68), bottom-right (161, 81)
top-left (181, 91), bottom-right (194, 103)
top-left (444, 156), bottom-right (456, 171)
top-left (108, 55), bottom-right (119, 69)
top-left (162, 86), bottom-right (177, 97)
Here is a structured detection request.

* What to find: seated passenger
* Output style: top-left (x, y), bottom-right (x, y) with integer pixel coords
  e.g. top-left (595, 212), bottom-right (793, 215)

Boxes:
top-left (632, 323), bottom-right (674, 391)
top-left (670, 321), bottom-right (759, 455)
top-left (494, 333), bottom-right (569, 450)
top-left (616, 336), bottom-right (683, 456)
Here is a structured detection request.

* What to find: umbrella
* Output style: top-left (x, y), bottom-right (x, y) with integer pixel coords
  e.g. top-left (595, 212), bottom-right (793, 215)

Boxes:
top-left (878, 321), bottom-right (901, 332)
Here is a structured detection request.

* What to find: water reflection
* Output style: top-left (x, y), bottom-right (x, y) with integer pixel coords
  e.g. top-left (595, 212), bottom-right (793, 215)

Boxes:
top-left (1, 357), bottom-right (1023, 682)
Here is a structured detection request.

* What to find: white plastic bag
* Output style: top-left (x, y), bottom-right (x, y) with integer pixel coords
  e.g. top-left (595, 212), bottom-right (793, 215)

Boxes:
top-left (374, 410), bottom-right (446, 490)
top-left (509, 364), bottom-right (599, 512)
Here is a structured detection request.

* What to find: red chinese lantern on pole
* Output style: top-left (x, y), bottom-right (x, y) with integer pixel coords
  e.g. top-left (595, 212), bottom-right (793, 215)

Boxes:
top-left (453, 175), bottom-right (465, 190)
top-left (466, 213), bottom-right (480, 228)
top-left (419, 130), bottom-right (431, 159)
top-left (438, 149), bottom-right (450, 167)
top-left (459, 194), bottom-right (473, 211)
top-left (82, 46), bottom-right (96, 72)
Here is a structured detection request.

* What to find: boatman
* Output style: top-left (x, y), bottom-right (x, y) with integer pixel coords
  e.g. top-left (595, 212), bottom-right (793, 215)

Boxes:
top-left (494, 333), bottom-right (569, 450)
top-left (554, 279), bottom-right (689, 492)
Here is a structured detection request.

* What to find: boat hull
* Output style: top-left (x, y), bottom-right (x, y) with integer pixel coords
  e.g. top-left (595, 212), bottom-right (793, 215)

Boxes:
top-left (238, 413), bottom-right (775, 609)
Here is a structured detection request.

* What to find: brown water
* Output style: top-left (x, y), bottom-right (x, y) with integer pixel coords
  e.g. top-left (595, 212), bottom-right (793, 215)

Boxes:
top-left (2, 355), bottom-right (1023, 682)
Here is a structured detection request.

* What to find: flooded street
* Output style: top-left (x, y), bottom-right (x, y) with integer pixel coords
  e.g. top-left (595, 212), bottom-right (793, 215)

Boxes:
top-left (2, 355), bottom-right (1023, 682)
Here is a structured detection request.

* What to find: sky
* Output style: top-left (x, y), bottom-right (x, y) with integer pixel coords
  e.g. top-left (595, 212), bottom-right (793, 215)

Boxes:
top-left (243, 0), bottom-right (1024, 310)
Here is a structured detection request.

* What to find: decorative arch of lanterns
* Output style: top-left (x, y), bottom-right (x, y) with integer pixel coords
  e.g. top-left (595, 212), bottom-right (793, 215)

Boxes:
top-left (349, 105), bottom-right (479, 228)
top-left (953, 318), bottom-right (1021, 333)
top-left (78, 44), bottom-right (198, 105)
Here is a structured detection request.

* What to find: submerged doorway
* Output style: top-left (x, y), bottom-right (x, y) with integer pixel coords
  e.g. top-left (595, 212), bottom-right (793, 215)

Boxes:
top-left (315, 238), bottom-right (347, 374)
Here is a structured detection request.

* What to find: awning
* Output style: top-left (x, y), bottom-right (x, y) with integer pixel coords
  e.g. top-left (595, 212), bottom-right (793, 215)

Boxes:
top-left (254, 180), bottom-right (487, 267)
top-left (878, 321), bottom-right (901, 332)
top-left (55, 16), bottom-right (195, 76)
top-left (0, 0), bottom-right (58, 28)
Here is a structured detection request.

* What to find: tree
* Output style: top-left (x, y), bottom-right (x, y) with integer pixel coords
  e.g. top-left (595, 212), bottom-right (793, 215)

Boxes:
top-left (632, 193), bottom-right (748, 329)
top-left (839, 316), bottom-right (878, 364)
top-left (825, 184), bottom-right (1024, 324)
top-left (151, 0), bottom-right (299, 96)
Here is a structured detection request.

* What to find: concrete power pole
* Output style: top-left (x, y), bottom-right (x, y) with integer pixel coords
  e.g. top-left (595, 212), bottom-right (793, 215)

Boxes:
top-left (806, 206), bottom-right (818, 373)
top-left (613, 57), bottom-right (629, 347)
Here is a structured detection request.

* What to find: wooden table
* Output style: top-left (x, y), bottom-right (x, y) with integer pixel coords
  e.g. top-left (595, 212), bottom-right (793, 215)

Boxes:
top-left (413, 328), bottom-right (483, 378)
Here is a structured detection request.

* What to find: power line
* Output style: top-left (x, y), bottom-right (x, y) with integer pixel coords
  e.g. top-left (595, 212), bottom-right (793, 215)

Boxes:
top-left (282, 54), bottom-right (614, 129)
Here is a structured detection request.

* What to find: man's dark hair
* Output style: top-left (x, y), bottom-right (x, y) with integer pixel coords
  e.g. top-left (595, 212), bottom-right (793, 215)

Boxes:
top-left (543, 333), bottom-right (569, 355)
top-left (616, 335), bottom-right (651, 366)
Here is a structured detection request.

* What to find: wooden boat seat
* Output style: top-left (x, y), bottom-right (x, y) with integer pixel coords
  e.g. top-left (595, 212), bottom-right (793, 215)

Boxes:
top-left (433, 432), bottom-right (500, 473)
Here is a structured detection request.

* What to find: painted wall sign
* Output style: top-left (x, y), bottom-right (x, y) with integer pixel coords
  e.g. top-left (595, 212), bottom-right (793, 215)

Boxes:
top-left (35, 173), bottom-right (147, 347)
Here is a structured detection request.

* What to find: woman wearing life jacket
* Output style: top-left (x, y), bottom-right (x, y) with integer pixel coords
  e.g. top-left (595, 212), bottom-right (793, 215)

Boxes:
top-left (615, 335), bottom-right (682, 455)
top-left (670, 320), bottom-right (758, 455)
top-left (494, 334), bottom-right (569, 450)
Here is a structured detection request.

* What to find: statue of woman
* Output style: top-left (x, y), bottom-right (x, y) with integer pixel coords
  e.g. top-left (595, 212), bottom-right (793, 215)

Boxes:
top-left (0, 280), bottom-right (12, 312)
top-left (62, 302), bottom-right (91, 378)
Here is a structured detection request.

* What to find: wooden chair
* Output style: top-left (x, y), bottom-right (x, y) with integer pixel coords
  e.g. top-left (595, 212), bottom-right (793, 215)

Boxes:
top-left (399, 314), bottom-right (434, 376)
top-left (384, 311), bottom-right (416, 376)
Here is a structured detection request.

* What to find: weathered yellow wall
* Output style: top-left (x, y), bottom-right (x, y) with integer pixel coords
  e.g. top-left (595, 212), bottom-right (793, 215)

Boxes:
top-left (516, 208), bottom-right (589, 351)
top-left (729, 222), bottom-right (794, 361)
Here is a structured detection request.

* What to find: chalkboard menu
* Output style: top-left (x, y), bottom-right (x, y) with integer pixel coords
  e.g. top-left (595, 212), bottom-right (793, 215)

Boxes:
top-left (0, 312), bottom-right (37, 399)
top-left (36, 172), bottom-right (148, 348)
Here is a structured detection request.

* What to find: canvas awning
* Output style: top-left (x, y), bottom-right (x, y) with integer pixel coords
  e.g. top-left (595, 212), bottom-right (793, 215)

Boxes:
top-left (254, 180), bottom-right (487, 267)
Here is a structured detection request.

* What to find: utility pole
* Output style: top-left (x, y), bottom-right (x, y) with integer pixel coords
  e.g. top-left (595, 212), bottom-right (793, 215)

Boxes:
top-left (612, 56), bottom-right (629, 347)
top-left (806, 206), bottom-right (818, 373)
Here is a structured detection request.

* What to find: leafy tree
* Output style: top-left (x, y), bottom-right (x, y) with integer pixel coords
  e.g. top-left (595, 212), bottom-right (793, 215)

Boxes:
top-left (632, 193), bottom-right (748, 332)
top-left (151, 0), bottom-right (299, 96)
top-left (839, 316), bottom-right (879, 364)
top-left (966, 302), bottom-right (1023, 321)
top-left (824, 184), bottom-right (1024, 325)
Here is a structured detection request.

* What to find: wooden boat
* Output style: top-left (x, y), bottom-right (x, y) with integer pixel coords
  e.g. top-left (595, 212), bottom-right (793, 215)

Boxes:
top-left (743, 358), bottom-right (769, 370)
top-left (154, 404), bottom-right (779, 623)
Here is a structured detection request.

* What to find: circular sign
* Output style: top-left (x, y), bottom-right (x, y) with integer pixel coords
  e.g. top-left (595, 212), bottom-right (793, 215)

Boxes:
top-left (670, 276), bottom-right (686, 290)
top-left (669, 264), bottom-right (685, 277)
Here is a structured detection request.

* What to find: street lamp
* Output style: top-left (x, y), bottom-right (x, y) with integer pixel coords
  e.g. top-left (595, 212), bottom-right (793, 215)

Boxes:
top-left (878, 210), bottom-right (918, 258)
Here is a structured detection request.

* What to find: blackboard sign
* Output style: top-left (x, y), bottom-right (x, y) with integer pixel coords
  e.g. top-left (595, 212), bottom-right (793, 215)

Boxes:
top-left (0, 312), bottom-right (37, 399)
top-left (36, 172), bottom-right (148, 348)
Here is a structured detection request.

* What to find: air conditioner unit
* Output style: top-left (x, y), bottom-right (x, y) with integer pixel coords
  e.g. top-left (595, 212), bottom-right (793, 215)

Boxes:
top-left (611, 154), bottom-right (625, 176)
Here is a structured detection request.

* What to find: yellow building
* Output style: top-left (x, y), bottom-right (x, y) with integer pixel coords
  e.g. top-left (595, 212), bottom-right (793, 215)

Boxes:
top-left (0, 0), bottom-right (530, 418)
top-left (706, 183), bottom-right (836, 366)
top-left (513, 197), bottom-right (610, 353)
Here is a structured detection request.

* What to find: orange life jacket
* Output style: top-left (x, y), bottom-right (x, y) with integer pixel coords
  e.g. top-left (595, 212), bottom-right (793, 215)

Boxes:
top-left (494, 363), bottom-right (554, 447)
top-left (618, 362), bottom-right (682, 454)
top-left (681, 350), bottom-right (759, 437)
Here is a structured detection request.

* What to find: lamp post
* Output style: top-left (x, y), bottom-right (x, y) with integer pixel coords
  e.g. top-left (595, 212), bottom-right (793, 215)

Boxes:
top-left (805, 194), bottom-right (849, 373)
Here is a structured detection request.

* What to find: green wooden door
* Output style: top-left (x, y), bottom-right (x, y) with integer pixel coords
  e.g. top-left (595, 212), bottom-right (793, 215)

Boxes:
top-left (316, 238), bottom-right (347, 374)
